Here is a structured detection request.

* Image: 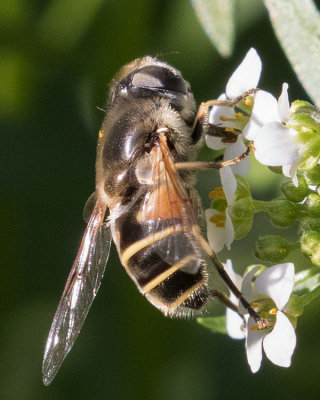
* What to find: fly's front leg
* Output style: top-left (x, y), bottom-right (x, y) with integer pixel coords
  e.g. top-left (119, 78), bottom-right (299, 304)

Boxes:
top-left (191, 88), bottom-right (258, 144)
top-left (175, 142), bottom-right (254, 171)
top-left (186, 88), bottom-right (258, 171)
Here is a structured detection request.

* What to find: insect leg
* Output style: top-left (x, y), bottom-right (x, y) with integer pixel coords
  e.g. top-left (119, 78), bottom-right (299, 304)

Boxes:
top-left (199, 237), bottom-right (267, 329)
top-left (209, 289), bottom-right (242, 316)
top-left (191, 88), bottom-right (258, 144)
top-left (175, 142), bottom-right (254, 171)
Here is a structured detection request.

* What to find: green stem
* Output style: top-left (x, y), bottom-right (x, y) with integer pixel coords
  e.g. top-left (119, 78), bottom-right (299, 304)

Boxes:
top-left (252, 199), bottom-right (267, 213)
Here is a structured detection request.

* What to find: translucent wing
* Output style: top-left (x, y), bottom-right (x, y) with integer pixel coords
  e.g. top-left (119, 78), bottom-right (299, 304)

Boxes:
top-left (137, 133), bottom-right (202, 274)
top-left (42, 198), bottom-right (111, 386)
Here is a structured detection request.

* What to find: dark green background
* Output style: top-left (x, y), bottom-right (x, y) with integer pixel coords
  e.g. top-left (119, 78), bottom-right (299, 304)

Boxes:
top-left (1, 1), bottom-right (319, 399)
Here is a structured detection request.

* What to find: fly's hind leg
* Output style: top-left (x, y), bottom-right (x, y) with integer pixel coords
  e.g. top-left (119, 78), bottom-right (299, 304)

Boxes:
top-left (199, 237), bottom-right (267, 329)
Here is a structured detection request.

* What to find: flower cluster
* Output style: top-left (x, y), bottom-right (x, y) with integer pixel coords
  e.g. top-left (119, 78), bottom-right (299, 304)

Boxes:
top-left (199, 48), bottom-right (320, 374)
top-left (205, 48), bottom-right (320, 256)
top-left (225, 261), bottom-right (296, 373)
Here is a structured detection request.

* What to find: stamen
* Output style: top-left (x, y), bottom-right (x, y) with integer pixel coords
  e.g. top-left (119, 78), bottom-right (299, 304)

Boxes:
top-left (250, 326), bottom-right (259, 331)
top-left (212, 214), bottom-right (225, 222)
top-left (225, 127), bottom-right (234, 132)
top-left (245, 98), bottom-right (253, 107)
top-left (209, 214), bottom-right (225, 224)
top-left (250, 302), bottom-right (261, 308)
top-left (234, 112), bottom-right (243, 118)
top-left (269, 308), bottom-right (277, 315)
top-left (209, 213), bottom-right (226, 228)
top-left (220, 115), bottom-right (229, 121)
top-left (98, 130), bottom-right (104, 138)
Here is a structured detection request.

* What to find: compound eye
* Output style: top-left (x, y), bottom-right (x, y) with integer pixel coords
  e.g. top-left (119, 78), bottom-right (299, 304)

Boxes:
top-left (131, 66), bottom-right (188, 94)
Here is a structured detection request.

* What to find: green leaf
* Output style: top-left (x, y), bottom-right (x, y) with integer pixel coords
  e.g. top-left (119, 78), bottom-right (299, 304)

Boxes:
top-left (234, 175), bottom-right (251, 201)
top-left (300, 285), bottom-right (320, 307)
top-left (263, 0), bottom-right (320, 107)
top-left (191, 0), bottom-right (235, 57)
top-left (284, 294), bottom-right (304, 317)
top-left (197, 316), bottom-right (227, 334)
top-left (294, 267), bottom-right (320, 296)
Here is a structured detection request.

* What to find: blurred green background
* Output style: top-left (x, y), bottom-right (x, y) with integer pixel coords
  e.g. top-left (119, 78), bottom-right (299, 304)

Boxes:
top-left (1, 0), bottom-right (319, 399)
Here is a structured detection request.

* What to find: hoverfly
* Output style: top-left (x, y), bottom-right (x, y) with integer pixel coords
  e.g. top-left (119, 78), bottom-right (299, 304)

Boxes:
top-left (42, 56), bottom-right (264, 386)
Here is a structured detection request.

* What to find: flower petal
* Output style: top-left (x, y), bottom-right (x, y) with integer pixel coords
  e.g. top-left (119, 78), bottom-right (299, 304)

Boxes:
top-left (224, 259), bottom-right (242, 289)
top-left (254, 122), bottom-right (301, 166)
top-left (227, 308), bottom-right (246, 339)
top-left (226, 48), bottom-right (262, 99)
top-left (282, 163), bottom-right (299, 187)
top-left (278, 83), bottom-right (290, 122)
top-left (219, 166), bottom-right (237, 204)
top-left (255, 263), bottom-right (295, 310)
top-left (239, 266), bottom-right (261, 314)
top-left (224, 135), bottom-right (251, 176)
top-left (263, 311), bottom-right (296, 368)
top-left (243, 90), bottom-right (280, 140)
top-left (225, 211), bottom-right (235, 250)
top-left (205, 209), bottom-right (227, 253)
top-left (246, 317), bottom-right (266, 373)
top-left (206, 135), bottom-right (227, 150)
top-left (208, 94), bottom-right (233, 126)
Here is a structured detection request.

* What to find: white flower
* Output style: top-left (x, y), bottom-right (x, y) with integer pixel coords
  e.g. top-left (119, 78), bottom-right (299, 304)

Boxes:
top-left (227, 262), bottom-right (297, 373)
top-left (224, 260), bottom-right (246, 339)
top-left (205, 167), bottom-right (235, 253)
top-left (243, 83), bottom-right (303, 186)
top-left (206, 48), bottom-right (262, 177)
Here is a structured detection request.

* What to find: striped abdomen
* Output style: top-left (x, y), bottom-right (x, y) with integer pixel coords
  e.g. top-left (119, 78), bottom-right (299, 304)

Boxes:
top-left (113, 197), bottom-right (209, 317)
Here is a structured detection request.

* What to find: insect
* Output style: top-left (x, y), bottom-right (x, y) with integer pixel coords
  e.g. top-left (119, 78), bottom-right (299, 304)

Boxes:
top-left (42, 56), bottom-right (264, 386)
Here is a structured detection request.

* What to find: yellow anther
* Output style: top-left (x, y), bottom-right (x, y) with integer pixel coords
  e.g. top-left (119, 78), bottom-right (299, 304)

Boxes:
top-left (245, 98), bottom-right (253, 107)
top-left (211, 213), bottom-right (225, 222)
top-left (215, 222), bottom-right (225, 228)
top-left (209, 187), bottom-right (226, 200)
top-left (234, 112), bottom-right (243, 118)
top-left (98, 129), bottom-right (104, 138)
top-left (250, 302), bottom-right (261, 308)
top-left (279, 248), bottom-right (286, 254)
top-left (220, 115), bottom-right (229, 121)
top-left (250, 326), bottom-right (259, 331)
top-left (225, 127), bottom-right (234, 132)
top-left (209, 214), bottom-right (225, 225)
top-left (269, 308), bottom-right (277, 315)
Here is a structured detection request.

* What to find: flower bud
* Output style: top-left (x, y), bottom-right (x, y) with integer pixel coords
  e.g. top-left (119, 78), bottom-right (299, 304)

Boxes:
top-left (265, 198), bottom-right (299, 227)
top-left (298, 217), bottom-right (320, 235)
top-left (291, 100), bottom-right (318, 112)
top-left (228, 197), bottom-right (254, 240)
top-left (300, 231), bottom-right (320, 266)
top-left (303, 165), bottom-right (320, 186)
top-left (299, 136), bottom-right (320, 171)
top-left (281, 176), bottom-right (309, 202)
top-left (305, 193), bottom-right (320, 217)
top-left (291, 100), bottom-right (320, 131)
top-left (255, 235), bottom-right (293, 262)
